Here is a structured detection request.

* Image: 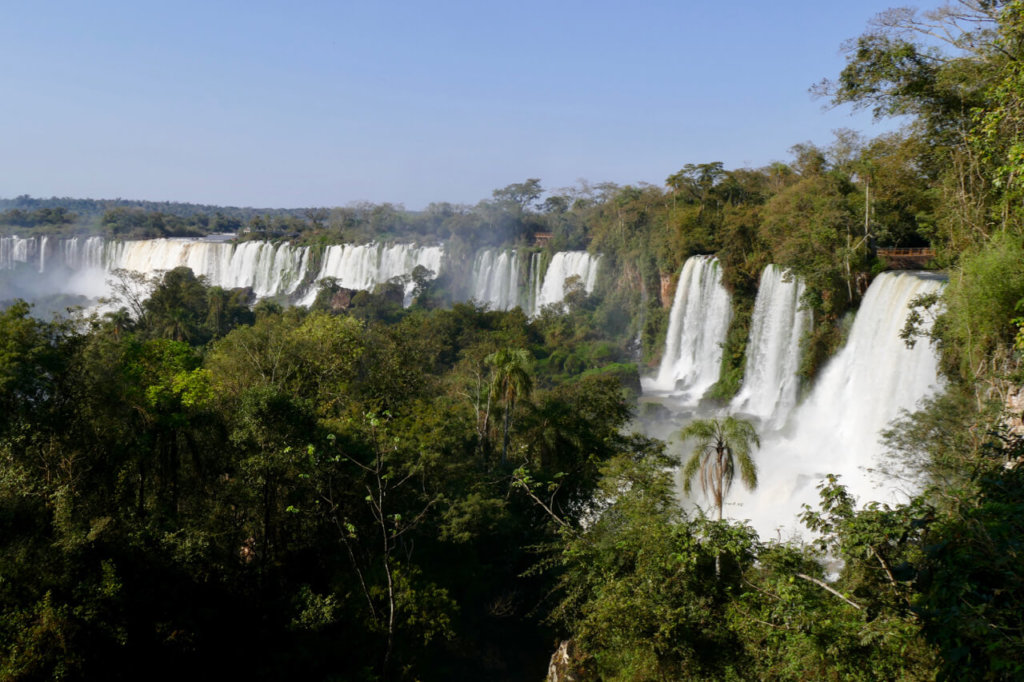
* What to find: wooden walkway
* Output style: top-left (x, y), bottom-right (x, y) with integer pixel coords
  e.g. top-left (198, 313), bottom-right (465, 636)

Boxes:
top-left (877, 247), bottom-right (935, 269)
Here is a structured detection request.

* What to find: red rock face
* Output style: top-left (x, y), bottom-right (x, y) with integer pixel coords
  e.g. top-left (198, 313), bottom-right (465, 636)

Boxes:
top-left (1006, 387), bottom-right (1024, 436)
top-left (330, 288), bottom-right (354, 311)
top-left (660, 272), bottom-right (675, 308)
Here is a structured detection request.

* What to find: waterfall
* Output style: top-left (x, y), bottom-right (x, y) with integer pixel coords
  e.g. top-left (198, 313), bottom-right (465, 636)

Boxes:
top-left (470, 249), bottom-right (522, 310)
top-left (38, 236), bottom-right (48, 273)
top-left (1, 236), bottom-right (37, 270)
top-left (649, 256), bottom-right (732, 399)
top-left (0, 235), bottom-right (107, 273)
top-left (105, 238), bottom-right (311, 298)
top-left (62, 236), bottom-right (104, 270)
top-left (1, 235), bottom-right (112, 301)
top-left (727, 271), bottom-right (945, 537)
top-left (529, 252), bottom-right (542, 314)
top-left (301, 242), bottom-right (445, 306)
top-left (730, 265), bottom-right (810, 429)
top-left (4, 235), bottom-right (447, 307)
top-left (532, 251), bottom-right (601, 314)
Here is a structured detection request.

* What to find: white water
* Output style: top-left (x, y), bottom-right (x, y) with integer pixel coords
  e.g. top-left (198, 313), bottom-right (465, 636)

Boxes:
top-left (62, 236), bottom-right (106, 270)
top-left (1, 236), bottom-right (43, 270)
top-left (648, 256), bottom-right (732, 400)
top-left (726, 271), bottom-right (945, 538)
top-left (530, 252), bottom-right (543, 313)
top-left (1, 235), bottom-right (110, 300)
top-left (469, 249), bottom-right (523, 311)
top-left (107, 238), bottom-right (311, 298)
top-left (1, 235), bottom-right (451, 307)
top-left (3, 236), bottom-right (614, 316)
top-left (2, 235), bottom-right (108, 273)
top-left (730, 265), bottom-right (810, 429)
top-left (533, 251), bottom-right (601, 314)
top-left (301, 242), bottom-right (445, 305)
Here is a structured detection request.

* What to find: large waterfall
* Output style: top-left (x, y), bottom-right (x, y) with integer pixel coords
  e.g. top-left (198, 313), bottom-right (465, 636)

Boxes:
top-left (1, 235), bottom-right (449, 306)
top-left (2, 235), bottom-right (311, 298)
top-left (2, 236), bottom-right (611, 315)
top-left (532, 251), bottom-right (601, 314)
top-left (106, 238), bottom-right (312, 298)
top-left (2, 235), bottom-right (54, 271)
top-left (300, 242), bottom-right (445, 305)
top-left (726, 271), bottom-right (945, 537)
top-left (1, 235), bottom-right (110, 300)
top-left (2, 235), bottom-right (109, 272)
top-left (730, 265), bottom-right (810, 429)
top-left (648, 255), bottom-right (732, 399)
top-left (461, 249), bottom-right (602, 314)
top-left (469, 249), bottom-right (523, 311)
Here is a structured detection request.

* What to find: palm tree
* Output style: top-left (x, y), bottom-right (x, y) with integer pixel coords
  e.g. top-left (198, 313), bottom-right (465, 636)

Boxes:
top-left (679, 416), bottom-right (759, 521)
top-left (485, 348), bottom-right (533, 465)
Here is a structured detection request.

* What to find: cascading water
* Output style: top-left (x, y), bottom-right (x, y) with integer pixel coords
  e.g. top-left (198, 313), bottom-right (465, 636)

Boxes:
top-left (62, 236), bottom-right (106, 270)
top-left (301, 242), bottom-right (445, 306)
top-left (726, 271), bottom-right (945, 538)
top-left (469, 249), bottom-right (522, 311)
top-left (7, 235), bottom-right (613, 319)
top-left (730, 265), bottom-right (810, 429)
top-left (1, 236), bottom-right (40, 270)
top-left (106, 238), bottom-right (311, 298)
top-left (0, 235), bottom-right (107, 273)
top-left (38, 236), bottom-right (48, 273)
top-left (1, 235), bottom-right (111, 301)
top-left (532, 251), bottom-right (601, 314)
top-left (648, 255), bottom-right (732, 400)
top-left (529, 252), bottom-right (542, 314)
top-left (3, 236), bottom-right (446, 307)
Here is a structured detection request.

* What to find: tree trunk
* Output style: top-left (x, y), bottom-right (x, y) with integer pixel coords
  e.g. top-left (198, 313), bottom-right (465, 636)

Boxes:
top-left (715, 446), bottom-right (723, 578)
top-left (501, 396), bottom-right (514, 465)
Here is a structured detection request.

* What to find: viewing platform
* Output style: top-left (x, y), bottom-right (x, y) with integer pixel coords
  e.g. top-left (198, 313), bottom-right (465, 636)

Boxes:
top-left (877, 247), bottom-right (936, 270)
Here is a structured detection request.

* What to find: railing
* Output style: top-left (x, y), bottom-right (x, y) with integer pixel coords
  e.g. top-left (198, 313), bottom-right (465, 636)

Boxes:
top-left (877, 247), bottom-right (935, 257)
top-left (876, 247), bottom-right (937, 271)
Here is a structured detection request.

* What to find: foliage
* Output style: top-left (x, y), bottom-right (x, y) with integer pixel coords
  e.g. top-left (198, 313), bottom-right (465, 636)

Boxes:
top-left (940, 231), bottom-right (1024, 382)
top-left (0, 279), bottom-right (652, 679)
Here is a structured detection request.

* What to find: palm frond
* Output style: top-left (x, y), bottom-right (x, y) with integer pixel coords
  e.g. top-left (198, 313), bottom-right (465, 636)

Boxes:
top-left (677, 416), bottom-right (760, 519)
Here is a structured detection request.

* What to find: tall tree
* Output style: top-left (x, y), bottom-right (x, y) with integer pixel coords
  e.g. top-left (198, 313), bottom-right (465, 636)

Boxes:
top-left (485, 347), bottom-right (533, 465)
top-left (679, 416), bottom-right (759, 521)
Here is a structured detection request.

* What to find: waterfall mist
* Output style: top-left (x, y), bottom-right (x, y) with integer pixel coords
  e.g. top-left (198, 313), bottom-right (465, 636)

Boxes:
top-left (1, 236), bottom-right (109, 310)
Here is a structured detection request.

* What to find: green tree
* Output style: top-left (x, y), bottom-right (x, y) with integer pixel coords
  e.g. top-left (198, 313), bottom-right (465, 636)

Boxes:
top-left (485, 347), bottom-right (533, 466)
top-left (679, 416), bottom-right (759, 521)
top-left (141, 267), bottom-right (211, 344)
top-left (548, 445), bottom-right (759, 681)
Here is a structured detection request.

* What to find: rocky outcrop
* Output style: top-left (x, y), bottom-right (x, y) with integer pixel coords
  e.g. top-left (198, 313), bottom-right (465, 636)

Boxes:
top-left (659, 272), bottom-right (675, 308)
top-left (1005, 385), bottom-right (1024, 436)
top-left (546, 639), bottom-right (592, 682)
top-left (329, 287), bottom-right (355, 312)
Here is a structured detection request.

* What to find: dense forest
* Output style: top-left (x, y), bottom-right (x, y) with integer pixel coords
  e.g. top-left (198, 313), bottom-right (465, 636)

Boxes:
top-left (5, 1), bottom-right (1024, 680)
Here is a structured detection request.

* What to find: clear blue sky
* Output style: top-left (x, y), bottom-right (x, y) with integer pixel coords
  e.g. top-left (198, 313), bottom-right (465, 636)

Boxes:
top-left (0, 1), bottom-right (927, 209)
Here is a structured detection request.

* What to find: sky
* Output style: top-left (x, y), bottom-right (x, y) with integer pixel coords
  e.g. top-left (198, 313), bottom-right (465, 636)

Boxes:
top-left (0, 1), bottom-right (930, 210)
